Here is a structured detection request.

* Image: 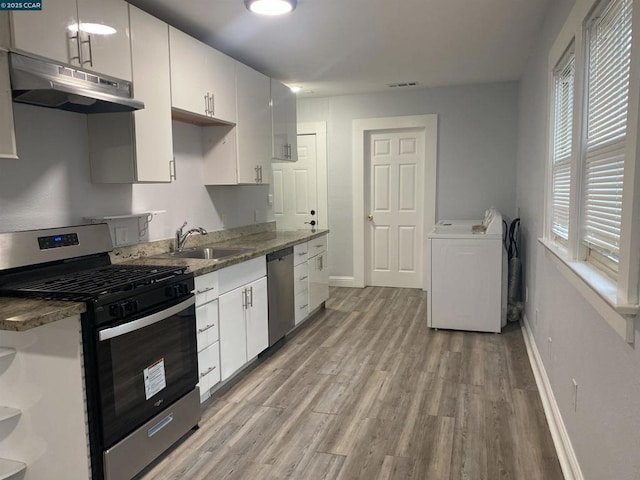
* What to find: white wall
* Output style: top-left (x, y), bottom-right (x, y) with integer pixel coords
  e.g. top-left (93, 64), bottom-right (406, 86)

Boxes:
top-left (0, 104), bottom-right (273, 239)
top-left (517, 0), bottom-right (640, 478)
top-left (298, 83), bottom-right (519, 278)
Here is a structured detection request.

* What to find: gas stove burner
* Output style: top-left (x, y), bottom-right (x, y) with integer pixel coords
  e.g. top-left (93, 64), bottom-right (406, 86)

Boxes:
top-left (0, 264), bottom-right (188, 302)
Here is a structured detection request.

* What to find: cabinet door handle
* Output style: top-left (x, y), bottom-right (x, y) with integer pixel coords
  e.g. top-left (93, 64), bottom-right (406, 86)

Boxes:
top-left (211, 92), bottom-right (215, 116)
top-left (204, 94), bottom-right (209, 115)
top-left (242, 288), bottom-right (247, 309)
top-left (299, 275), bottom-right (308, 281)
top-left (200, 365), bottom-right (217, 378)
top-left (196, 286), bottom-right (215, 294)
top-left (197, 323), bottom-right (216, 333)
top-left (298, 252), bottom-right (307, 256)
top-left (299, 304), bottom-right (308, 310)
top-left (81, 33), bottom-right (93, 67)
top-left (255, 165), bottom-right (260, 183)
top-left (258, 165), bottom-right (263, 183)
top-left (68, 31), bottom-right (81, 63)
top-left (169, 158), bottom-right (177, 181)
top-left (248, 286), bottom-right (253, 307)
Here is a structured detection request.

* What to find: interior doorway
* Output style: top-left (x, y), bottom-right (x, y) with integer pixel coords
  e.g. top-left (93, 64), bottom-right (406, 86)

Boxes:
top-left (352, 115), bottom-right (437, 290)
top-left (271, 122), bottom-right (328, 230)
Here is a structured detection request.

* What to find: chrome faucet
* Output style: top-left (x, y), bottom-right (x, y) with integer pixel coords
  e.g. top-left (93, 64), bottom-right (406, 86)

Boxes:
top-left (175, 221), bottom-right (208, 252)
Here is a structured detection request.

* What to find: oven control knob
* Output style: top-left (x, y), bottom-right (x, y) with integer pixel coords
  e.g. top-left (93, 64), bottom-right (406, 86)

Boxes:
top-left (124, 300), bottom-right (139, 313)
top-left (109, 303), bottom-right (125, 318)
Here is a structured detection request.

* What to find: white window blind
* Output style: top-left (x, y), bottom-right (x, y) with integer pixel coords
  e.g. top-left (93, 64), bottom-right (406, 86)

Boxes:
top-left (551, 52), bottom-right (575, 241)
top-left (583, 0), bottom-right (632, 261)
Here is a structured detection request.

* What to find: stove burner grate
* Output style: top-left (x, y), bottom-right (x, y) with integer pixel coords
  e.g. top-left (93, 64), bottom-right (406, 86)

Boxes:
top-left (0, 264), bottom-right (186, 301)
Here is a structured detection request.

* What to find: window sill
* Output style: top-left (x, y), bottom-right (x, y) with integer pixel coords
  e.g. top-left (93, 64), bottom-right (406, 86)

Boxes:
top-left (538, 238), bottom-right (637, 344)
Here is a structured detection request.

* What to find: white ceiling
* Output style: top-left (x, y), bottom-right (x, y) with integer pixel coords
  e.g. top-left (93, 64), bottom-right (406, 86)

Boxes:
top-left (127, 0), bottom-right (552, 97)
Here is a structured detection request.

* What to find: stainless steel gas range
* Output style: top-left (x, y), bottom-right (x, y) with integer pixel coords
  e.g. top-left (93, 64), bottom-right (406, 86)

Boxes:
top-left (0, 223), bottom-right (200, 480)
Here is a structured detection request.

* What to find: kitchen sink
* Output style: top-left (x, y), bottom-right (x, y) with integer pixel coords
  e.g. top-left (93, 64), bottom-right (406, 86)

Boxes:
top-left (154, 247), bottom-right (252, 260)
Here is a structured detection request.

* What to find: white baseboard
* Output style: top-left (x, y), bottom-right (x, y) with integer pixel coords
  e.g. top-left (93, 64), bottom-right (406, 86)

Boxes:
top-left (329, 276), bottom-right (358, 288)
top-left (520, 314), bottom-right (584, 480)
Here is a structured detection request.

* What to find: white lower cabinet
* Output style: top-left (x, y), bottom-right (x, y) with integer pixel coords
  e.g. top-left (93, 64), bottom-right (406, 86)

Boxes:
top-left (308, 250), bottom-right (329, 313)
top-left (218, 257), bottom-right (268, 381)
top-left (195, 271), bottom-right (220, 402)
top-left (218, 285), bottom-right (248, 381)
top-left (294, 262), bottom-right (309, 325)
top-left (197, 341), bottom-right (220, 396)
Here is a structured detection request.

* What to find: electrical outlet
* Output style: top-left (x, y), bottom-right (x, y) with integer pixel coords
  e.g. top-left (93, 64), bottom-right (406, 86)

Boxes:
top-left (114, 227), bottom-right (128, 246)
top-left (572, 378), bottom-right (578, 411)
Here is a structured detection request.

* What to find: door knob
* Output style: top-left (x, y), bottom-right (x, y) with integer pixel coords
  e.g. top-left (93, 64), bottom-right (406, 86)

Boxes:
top-left (367, 214), bottom-right (374, 221)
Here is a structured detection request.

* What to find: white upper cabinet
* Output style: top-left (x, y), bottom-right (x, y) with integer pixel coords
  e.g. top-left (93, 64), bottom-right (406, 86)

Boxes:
top-left (169, 27), bottom-right (236, 124)
top-left (236, 62), bottom-right (271, 184)
top-left (9, 0), bottom-right (132, 81)
top-left (271, 79), bottom-right (297, 161)
top-left (202, 62), bottom-right (271, 185)
top-left (88, 5), bottom-right (173, 183)
top-left (0, 50), bottom-right (17, 160)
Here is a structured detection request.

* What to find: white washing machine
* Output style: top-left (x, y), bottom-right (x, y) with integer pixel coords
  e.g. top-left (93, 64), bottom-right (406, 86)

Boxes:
top-left (427, 208), bottom-right (507, 333)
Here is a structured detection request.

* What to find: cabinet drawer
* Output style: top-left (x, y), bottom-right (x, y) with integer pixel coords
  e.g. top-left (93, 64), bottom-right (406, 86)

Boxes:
top-left (308, 235), bottom-right (327, 258)
top-left (196, 299), bottom-right (219, 352)
top-left (195, 271), bottom-right (219, 306)
top-left (294, 262), bottom-right (309, 295)
top-left (295, 290), bottom-right (309, 325)
top-left (293, 242), bottom-right (308, 266)
top-left (218, 256), bottom-right (266, 295)
top-left (198, 341), bottom-right (220, 394)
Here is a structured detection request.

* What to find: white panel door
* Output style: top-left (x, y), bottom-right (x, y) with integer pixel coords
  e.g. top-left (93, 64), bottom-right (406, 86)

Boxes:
top-left (367, 130), bottom-right (424, 288)
top-left (272, 133), bottom-right (318, 229)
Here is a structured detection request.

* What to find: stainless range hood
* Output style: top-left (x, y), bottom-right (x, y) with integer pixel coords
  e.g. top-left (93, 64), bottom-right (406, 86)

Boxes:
top-left (9, 52), bottom-right (144, 114)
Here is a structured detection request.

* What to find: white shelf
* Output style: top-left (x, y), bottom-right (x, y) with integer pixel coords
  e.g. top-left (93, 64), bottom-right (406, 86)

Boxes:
top-left (0, 348), bottom-right (15, 360)
top-left (84, 210), bottom-right (166, 222)
top-left (0, 458), bottom-right (26, 480)
top-left (0, 407), bottom-right (21, 423)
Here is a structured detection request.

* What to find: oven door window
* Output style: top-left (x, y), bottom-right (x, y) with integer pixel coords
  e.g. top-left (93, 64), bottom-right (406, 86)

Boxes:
top-left (97, 297), bottom-right (197, 447)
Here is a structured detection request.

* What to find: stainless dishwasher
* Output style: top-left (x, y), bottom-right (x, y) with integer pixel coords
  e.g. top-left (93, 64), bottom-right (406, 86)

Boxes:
top-left (267, 247), bottom-right (295, 346)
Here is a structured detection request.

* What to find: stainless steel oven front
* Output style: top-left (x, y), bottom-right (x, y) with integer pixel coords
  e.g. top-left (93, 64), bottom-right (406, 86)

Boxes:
top-left (95, 295), bottom-right (200, 480)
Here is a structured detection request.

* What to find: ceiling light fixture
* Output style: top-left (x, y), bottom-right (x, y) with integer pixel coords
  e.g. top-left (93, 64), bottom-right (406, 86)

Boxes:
top-left (289, 86), bottom-right (301, 93)
top-left (245, 0), bottom-right (297, 16)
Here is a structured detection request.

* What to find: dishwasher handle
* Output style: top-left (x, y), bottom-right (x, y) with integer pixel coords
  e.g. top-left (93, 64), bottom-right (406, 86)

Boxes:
top-left (267, 246), bottom-right (293, 262)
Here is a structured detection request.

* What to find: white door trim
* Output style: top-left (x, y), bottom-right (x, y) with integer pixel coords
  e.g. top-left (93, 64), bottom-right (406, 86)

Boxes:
top-left (352, 115), bottom-right (437, 290)
top-left (297, 121), bottom-right (328, 229)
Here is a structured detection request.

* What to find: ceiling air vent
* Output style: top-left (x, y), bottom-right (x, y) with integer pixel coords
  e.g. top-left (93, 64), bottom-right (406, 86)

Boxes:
top-left (387, 81), bottom-right (419, 88)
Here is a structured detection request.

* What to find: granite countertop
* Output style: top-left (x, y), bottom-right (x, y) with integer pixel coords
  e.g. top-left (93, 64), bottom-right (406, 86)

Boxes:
top-left (0, 228), bottom-right (328, 332)
top-left (126, 229), bottom-right (329, 275)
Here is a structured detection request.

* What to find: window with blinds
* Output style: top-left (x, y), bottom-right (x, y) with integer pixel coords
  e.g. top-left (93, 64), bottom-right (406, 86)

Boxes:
top-left (551, 51), bottom-right (575, 242)
top-left (583, 0), bottom-right (632, 265)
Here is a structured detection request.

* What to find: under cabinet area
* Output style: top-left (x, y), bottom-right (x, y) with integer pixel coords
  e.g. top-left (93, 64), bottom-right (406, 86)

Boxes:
top-left (8, 0), bottom-right (132, 81)
top-left (88, 5), bottom-right (173, 183)
top-left (169, 27), bottom-right (236, 124)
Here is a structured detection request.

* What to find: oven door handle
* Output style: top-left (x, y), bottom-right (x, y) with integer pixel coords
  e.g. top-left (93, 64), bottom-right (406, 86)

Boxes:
top-left (98, 297), bottom-right (195, 341)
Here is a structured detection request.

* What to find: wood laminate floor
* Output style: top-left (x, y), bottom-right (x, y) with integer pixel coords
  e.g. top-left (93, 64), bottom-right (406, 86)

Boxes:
top-left (139, 287), bottom-right (563, 480)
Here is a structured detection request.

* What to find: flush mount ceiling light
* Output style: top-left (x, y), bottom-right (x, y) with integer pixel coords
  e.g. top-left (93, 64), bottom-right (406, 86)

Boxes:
top-left (245, 0), bottom-right (297, 16)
